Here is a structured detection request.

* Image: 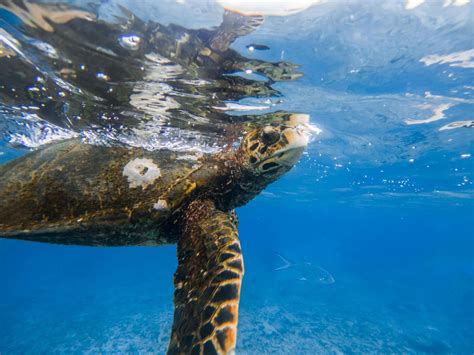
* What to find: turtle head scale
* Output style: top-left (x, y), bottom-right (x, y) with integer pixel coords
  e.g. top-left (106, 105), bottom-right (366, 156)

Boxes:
top-left (239, 113), bottom-right (310, 183)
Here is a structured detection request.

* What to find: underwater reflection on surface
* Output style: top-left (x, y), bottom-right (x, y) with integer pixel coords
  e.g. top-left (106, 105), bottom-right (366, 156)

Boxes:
top-left (0, 0), bottom-right (304, 151)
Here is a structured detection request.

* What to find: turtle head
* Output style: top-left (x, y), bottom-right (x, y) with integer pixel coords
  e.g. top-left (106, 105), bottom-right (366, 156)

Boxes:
top-left (238, 113), bottom-right (310, 184)
top-left (216, 113), bottom-right (312, 209)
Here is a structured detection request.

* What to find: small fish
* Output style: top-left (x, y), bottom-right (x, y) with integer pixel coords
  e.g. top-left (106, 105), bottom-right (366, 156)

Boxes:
top-left (246, 44), bottom-right (271, 51)
top-left (275, 253), bottom-right (335, 284)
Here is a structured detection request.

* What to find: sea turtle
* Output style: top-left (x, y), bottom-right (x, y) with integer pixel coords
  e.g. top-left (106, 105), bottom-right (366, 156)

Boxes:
top-left (0, 112), bottom-right (311, 354)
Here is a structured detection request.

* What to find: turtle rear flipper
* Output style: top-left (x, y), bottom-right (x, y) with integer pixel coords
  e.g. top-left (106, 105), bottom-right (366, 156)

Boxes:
top-left (168, 200), bottom-right (244, 354)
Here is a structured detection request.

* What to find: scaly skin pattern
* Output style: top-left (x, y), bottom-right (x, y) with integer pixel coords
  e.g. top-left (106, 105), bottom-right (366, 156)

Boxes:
top-left (0, 139), bottom-right (240, 246)
top-left (168, 199), bottom-right (243, 355)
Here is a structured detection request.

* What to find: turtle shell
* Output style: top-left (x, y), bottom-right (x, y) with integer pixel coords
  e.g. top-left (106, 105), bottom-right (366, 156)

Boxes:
top-left (0, 139), bottom-right (217, 246)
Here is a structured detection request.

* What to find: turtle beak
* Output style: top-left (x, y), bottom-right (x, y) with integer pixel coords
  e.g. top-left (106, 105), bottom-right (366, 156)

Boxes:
top-left (288, 113), bottom-right (322, 135)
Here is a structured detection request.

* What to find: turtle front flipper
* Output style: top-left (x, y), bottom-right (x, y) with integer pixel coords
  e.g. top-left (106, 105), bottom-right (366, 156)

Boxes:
top-left (210, 10), bottom-right (264, 52)
top-left (210, 11), bottom-right (303, 82)
top-left (168, 200), bottom-right (244, 355)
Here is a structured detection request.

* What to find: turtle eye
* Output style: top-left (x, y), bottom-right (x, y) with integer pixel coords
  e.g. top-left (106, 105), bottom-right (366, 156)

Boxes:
top-left (260, 126), bottom-right (279, 145)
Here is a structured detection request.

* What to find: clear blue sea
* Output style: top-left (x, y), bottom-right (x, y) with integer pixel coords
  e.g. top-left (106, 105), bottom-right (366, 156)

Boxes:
top-left (0, 0), bottom-right (473, 353)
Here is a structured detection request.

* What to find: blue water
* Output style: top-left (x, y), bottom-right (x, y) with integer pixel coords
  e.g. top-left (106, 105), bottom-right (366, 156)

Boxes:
top-left (1, 191), bottom-right (473, 353)
top-left (1, 0), bottom-right (473, 353)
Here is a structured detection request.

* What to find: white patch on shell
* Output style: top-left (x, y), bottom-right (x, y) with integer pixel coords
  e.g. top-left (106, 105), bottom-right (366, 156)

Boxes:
top-left (153, 199), bottom-right (169, 211)
top-left (123, 158), bottom-right (161, 189)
